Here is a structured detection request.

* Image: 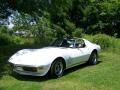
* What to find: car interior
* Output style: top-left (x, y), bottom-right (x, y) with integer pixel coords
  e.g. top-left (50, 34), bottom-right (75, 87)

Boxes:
top-left (61, 39), bottom-right (86, 48)
top-left (51, 38), bottom-right (86, 48)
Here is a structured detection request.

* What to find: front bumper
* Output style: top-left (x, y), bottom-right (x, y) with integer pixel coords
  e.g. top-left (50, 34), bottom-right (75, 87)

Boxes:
top-left (10, 63), bottom-right (50, 76)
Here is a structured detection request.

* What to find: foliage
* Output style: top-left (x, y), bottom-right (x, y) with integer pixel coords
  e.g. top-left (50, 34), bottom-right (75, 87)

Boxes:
top-left (70, 0), bottom-right (120, 37)
top-left (92, 34), bottom-right (111, 49)
top-left (1, 0), bottom-right (120, 45)
top-left (0, 0), bottom-right (12, 18)
top-left (72, 28), bottom-right (83, 38)
top-left (13, 36), bottom-right (28, 45)
top-left (52, 24), bottom-right (66, 38)
top-left (84, 34), bottom-right (120, 52)
top-left (0, 27), bottom-right (12, 46)
top-left (0, 26), bottom-right (8, 33)
top-left (0, 34), bottom-right (11, 46)
top-left (63, 19), bottom-right (76, 36)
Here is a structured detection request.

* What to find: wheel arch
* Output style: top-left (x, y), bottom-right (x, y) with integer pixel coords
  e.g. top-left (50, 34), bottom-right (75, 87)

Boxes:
top-left (53, 57), bottom-right (66, 69)
top-left (87, 49), bottom-right (99, 65)
top-left (92, 49), bottom-right (98, 55)
top-left (88, 49), bottom-right (98, 59)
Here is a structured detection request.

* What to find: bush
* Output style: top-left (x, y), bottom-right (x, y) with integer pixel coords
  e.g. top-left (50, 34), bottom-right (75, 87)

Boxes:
top-left (13, 36), bottom-right (21, 44)
top-left (72, 28), bottom-right (83, 38)
top-left (0, 26), bottom-right (8, 34)
top-left (0, 34), bottom-right (12, 46)
top-left (92, 34), bottom-right (111, 49)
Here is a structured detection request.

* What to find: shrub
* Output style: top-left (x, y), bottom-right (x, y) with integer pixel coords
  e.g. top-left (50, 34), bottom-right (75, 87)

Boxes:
top-left (72, 28), bottom-right (83, 38)
top-left (0, 34), bottom-right (12, 46)
top-left (92, 34), bottom-right (111, 49)
top-left (0, 26), bottom-right (8, 34)
top-left (13, 36), bottom-right (23, 45)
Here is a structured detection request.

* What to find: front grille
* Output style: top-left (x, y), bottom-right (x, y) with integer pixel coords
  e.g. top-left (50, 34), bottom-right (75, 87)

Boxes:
top-left (22, 67), bottom-right (37, 72)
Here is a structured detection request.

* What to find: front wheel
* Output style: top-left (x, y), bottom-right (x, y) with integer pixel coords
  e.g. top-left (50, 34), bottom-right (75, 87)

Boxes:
top-left (50, 59), bottom-right (64, 78)
top-left (88, 51), bottom-right (98, 65)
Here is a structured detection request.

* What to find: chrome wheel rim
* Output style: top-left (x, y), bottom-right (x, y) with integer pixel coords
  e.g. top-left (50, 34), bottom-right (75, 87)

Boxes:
top-left (93, 53), bottom-right (97, 64)
top-left (54, 61), bottom-right (63, 76)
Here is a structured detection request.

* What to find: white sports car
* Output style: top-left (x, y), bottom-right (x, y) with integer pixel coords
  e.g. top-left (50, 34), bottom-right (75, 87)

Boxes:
top-left (8, 38), bottom-right (101, 77)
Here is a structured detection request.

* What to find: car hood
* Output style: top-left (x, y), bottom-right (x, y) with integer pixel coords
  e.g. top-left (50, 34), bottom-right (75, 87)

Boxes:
top-left (9, 47), bottom-right (69, 66)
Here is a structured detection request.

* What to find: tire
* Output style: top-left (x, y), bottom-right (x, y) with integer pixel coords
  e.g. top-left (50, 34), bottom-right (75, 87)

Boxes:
top-left (88, 51), bottom-right (98, 65)
top-left (50, 59), bottom-right (64, 78)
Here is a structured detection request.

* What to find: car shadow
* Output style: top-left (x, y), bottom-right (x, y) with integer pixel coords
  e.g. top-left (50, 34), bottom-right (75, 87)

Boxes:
top-left (10, 72), bottom-right (54, 82)
top-left (11, 61), bottom-right (102, 82)
top-left (64, 61), bottom-right (102, 76)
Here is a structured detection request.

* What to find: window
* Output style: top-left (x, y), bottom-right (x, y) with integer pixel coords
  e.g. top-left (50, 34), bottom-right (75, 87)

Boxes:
top-left (75, 39), bottom-right (86, 48)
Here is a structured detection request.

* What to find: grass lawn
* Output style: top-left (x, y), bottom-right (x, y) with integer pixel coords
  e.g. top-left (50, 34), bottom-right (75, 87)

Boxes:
top-left (0, 49), bottom-right (120, 90)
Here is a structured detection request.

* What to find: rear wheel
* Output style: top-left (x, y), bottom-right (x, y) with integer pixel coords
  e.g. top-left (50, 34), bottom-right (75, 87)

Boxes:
top-left (50, 59), bottom-right (64, 78)
top-left (88, 51), bottom-right (98, 65)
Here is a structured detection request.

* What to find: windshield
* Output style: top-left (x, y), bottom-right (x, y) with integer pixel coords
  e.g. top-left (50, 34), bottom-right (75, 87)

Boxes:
top-left (51, 39), bottom-right (75, 48)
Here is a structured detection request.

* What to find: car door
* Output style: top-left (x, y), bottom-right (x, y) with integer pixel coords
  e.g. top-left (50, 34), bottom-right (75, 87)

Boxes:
top-left (67, 39), bottom-right (90, 66)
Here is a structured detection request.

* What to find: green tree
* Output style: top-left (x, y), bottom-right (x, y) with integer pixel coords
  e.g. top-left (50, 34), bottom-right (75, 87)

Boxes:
top-left (72, 28), bottom-right (83, 38)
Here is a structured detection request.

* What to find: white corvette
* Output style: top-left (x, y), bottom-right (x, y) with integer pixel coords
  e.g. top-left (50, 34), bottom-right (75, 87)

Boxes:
top-left (8, 38), bottom-right (101, 77)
